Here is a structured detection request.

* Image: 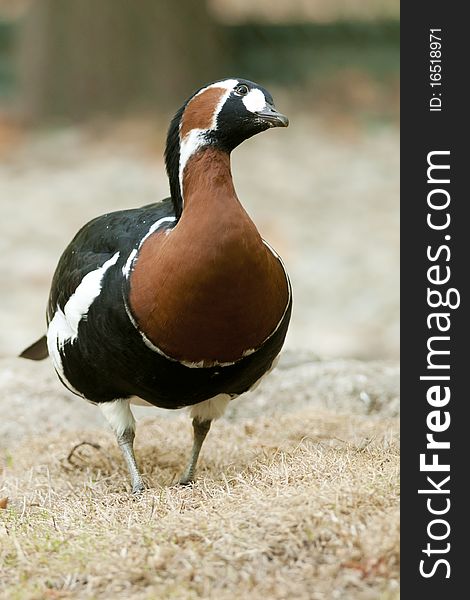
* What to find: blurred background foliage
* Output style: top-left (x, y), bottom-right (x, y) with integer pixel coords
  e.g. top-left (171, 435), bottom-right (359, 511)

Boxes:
top-left (0, 0), bottom-right (399, 122)
top-left (0, 0), bottom-right (399, 360)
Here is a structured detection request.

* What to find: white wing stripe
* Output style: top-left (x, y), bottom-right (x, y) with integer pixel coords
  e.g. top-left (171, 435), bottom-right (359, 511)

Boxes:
top-left (47, 251), bottom-right (120, 394)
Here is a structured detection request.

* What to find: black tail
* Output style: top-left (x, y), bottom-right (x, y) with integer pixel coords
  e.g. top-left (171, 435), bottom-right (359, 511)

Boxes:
top-left (20, 336), bottom-right (49, 360)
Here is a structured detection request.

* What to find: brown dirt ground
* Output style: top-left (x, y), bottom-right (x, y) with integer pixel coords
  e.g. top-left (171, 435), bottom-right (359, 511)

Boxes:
top-left (1, 352), bottom-right (399, 599)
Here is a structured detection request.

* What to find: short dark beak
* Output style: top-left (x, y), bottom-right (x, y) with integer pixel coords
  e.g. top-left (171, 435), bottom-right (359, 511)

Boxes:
top-left (255, 104), bottom-right (289, 128)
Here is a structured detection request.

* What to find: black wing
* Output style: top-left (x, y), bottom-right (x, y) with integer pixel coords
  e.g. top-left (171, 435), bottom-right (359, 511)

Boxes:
top-left (20, 199), bottom-right (175, 360)
top-left (46, 199), bottom-right (175, 322)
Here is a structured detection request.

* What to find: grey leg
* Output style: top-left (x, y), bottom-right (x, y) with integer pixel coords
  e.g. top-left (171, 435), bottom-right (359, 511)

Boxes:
top-left (179, 419), bottom-right (212, 485)
top-left (117, 429), bottom-right (145, 494)
top-left (99, 400), bottom-right (145, 494)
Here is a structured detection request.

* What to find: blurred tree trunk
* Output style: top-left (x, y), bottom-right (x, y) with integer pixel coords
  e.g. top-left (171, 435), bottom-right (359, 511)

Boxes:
top-left (15, 0), bottom-right (224, 120)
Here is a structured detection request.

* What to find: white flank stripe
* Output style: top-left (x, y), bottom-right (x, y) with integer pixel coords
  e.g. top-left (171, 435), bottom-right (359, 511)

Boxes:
top-left (47, 252), bottom-right (120, 392)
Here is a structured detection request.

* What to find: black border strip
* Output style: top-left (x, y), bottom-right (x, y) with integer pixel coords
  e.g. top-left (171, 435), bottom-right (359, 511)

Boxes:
top-left (401, 3), bottom-right (466, 596)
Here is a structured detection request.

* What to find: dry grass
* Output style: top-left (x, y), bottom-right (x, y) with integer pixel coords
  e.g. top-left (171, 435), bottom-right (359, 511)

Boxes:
top-left (1, 408), bottom-right (399, 599)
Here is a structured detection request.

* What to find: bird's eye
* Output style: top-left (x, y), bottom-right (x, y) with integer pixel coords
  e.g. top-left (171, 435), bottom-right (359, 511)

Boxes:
top-left (234, 84), bottom-right (249, 96)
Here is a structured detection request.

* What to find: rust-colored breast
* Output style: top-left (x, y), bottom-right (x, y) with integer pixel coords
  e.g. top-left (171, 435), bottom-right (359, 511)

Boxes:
top-left (129, 149), bottom-right (289, 365)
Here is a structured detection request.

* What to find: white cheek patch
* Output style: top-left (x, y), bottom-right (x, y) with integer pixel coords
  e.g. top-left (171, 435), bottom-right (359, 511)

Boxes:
top-left (242, 88), bottom-right (266, 113)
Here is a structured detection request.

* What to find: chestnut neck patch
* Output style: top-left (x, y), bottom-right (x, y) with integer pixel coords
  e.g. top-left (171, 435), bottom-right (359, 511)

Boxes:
top-left (180, 87), bottom-right (226, 139)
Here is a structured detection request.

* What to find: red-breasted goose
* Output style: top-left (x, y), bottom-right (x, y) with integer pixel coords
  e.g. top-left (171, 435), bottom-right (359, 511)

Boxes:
top-left (21, 78), bottom-right (292, 493)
